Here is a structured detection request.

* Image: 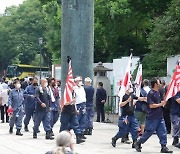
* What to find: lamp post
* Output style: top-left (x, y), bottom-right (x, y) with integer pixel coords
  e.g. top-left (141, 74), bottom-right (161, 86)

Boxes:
top-left (130, 48), bottom-right (133, 55)
top-left (38, 37), bottom-right (43, 80)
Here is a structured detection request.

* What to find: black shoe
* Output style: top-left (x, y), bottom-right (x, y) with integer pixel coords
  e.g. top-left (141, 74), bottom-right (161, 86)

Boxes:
top-left (112, 137), bottom-right (117, 147)
top-left (175, 143), bottom-right (180, 149)
top-left (81, 134), bottom-right (87, 139)
top-left (134, 140), bottom-right (142, 152)
top-left (45, 131), bottom-right (54, 140)
top-left (16, 129), bottom-right (23, 136)
top-left (172, 137), bottom-right (179, 146)
top-left (132, 140), bottom-right (137, 148)
top-left (1, 120), bottom-right (4, 123)
top-left (121, 137), bottom-right (126, 143)
top-left (84, 129), bottom-right (89, 135)
top-left (121, 137), bottom-right (131, 144)
top-left (50, 129), bottom-right (54, 136)
top-left (33, 131), bottom-right (37, 139)
top-left (160, 146), bottom-right (173, 153)
top-left (9, 127), bottom-right (13, 134)
top-left (24, 125), bottom-right (29, 132)
top-left (76, 134), bottom-right (85, 144)
top-left (89, 128), bottom-right (93, 135)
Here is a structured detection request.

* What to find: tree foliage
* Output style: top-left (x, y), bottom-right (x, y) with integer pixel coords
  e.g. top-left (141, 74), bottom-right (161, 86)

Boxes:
top-left (42, 1), bottom-right (61, 64)
top-left (143, 0), bottom-right (180, 78)
top-left (0, 16), bottom-right (18, 73)
top-left (0, 0), bottom-right (179, 78)
top-left (94, 0), bottom-right (150, 62)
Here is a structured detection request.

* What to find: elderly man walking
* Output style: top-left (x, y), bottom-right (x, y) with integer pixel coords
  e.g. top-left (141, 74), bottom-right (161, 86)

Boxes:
top-left (33, 78), bottom-right (54, 140)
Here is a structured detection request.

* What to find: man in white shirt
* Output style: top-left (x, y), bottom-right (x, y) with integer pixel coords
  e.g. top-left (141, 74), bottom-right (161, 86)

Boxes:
top-left (0, 89), bottom-right (10, 123)
top-left (143, 79), bottom-right (151, 94)
top-left (74, 76), bottom-right (87, 139)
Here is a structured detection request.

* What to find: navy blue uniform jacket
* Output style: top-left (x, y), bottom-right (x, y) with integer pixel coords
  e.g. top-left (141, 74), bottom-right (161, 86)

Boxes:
top-left (96, 87), bottom-right (107, 104)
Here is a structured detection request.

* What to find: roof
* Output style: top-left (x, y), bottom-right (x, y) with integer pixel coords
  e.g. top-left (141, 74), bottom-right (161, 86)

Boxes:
top-left (10, 64), bottom-right (48, 69)
top-left (93, 62), bottom-right (112, 72)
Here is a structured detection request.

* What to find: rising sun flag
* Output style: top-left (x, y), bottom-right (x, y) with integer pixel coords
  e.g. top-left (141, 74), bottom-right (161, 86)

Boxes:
top-left (164, 61), bottom-right (180, 101)
top-left (61, 59), bottom-right (76, 108)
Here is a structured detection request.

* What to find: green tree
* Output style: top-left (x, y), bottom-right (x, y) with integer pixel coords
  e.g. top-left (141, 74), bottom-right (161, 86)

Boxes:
top-left (94, 0), bottom-right (151, 62)
top-left (0, 15), bottom-right (18, 75)
top-left (42, 1), bottom-right (61, 64)
top-left (143, 0), bottom-right (180, 78)
top-left (128, 0), bottom-right (172, 17)
top-left (11, 0), bottom-right (46, 64)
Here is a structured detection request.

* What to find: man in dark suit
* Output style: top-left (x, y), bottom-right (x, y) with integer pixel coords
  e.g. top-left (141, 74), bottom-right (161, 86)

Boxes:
top-left (96, 82), bottom-right (107, 122)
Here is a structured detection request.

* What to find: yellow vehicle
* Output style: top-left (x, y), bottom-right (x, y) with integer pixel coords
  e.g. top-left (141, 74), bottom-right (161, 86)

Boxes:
top-left (6, 64), bottom-right (50, 80)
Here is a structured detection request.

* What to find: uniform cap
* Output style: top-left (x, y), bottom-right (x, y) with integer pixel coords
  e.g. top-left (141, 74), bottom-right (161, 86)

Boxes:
top-left (85, 77), bottom-right (92, 83)
top-left (74, 76), bottom-right (82, 82)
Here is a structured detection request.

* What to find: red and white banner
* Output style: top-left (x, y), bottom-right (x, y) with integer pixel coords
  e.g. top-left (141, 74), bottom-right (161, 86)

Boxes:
top-left (165, 63), bottom-right (180, 101)
top-left (135, 64), bottom-right (142, 97)
top-left (118, 54), bottom-right (132, 105)
top-left (61, 60), bottom-right (75, 108)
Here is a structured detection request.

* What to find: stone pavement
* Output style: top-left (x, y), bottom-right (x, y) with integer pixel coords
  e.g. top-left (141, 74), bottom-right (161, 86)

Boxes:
top-left (0, 121), bottom-right (179, 154)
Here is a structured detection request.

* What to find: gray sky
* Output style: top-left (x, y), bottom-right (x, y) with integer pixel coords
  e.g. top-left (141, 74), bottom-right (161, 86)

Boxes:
top-left (0, 0), bottom-right (24, 14)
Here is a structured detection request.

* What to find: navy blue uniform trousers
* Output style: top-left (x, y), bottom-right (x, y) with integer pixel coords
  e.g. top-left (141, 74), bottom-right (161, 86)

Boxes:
top-left (33, 111), bottom-right (51, 133)
top-left (115, 115), bottom-right (139, 141)
top-left (76, 102), bottom-right (86, 132)
top-left (85, 106), bottom-right (94, 129)
top-left (9, 108), bottom-right (24, 130)
top-left (60, 112), bottom-right (81, 135)
top-left (50, 110), bottom-right (59, 128)
top-left (140, 118), bottom-right (167, 145)
top-left (24, 107), bottom-right (35, 125)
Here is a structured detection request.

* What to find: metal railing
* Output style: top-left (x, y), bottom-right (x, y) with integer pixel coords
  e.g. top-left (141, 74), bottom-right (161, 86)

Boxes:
top-left (104, 95), bottom-right (120, 123)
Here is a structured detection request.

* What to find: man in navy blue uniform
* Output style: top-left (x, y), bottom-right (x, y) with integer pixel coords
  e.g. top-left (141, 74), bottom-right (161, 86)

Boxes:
top-left (96, 82), bottom-right (107, 122)
top-left (135, 78), bottom-right (173, 153)
top-left (33, 78), bottom-right (54, 140)
top-left (84, 77), bottom-right (94, 135)
top-left (60, 92), bottom-right (85, 144)
top-left (48, 78), bottom-right (60, 136)
top-left (112, 84), bottom-right (145, 148)
top-left (8, 79), bottom-right (24, 136)
top-left (23, 77), bottom-right (38, 132)
top-left (171, 91), bottom-right (180, 148)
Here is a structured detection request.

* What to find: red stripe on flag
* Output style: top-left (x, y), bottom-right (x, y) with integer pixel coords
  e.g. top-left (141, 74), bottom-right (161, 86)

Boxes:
top-left (123, 72), bottom-right (129, 87)
top-left (165, 64), bottom-right (180, 101)
top-left (61, 60), bottom-right (75, 108)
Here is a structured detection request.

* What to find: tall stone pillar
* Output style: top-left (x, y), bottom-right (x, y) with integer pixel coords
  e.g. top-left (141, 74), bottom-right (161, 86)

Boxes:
top-left (61, 0), bottom-right (94, 91)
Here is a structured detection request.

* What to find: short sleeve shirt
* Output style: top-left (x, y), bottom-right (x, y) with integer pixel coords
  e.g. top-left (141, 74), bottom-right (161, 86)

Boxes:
top-left (146, 89), bottom-right (163, 120)
top-left (121, 93), bottom-right (138, 116)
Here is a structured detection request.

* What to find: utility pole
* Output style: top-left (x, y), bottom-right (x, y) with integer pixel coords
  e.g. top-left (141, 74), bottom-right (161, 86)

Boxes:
top-left (61, 0), bottom-right (94, 91)
top-left (38, 37), bottom-right (43, 80)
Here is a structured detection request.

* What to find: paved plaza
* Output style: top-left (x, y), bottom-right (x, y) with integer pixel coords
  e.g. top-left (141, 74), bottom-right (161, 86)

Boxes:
top-left (0, 120), bottom-right (179, 154)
